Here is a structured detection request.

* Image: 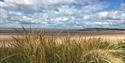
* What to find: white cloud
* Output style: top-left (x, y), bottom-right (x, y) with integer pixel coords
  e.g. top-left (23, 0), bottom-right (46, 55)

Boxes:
top-left (120, 3), bottom-right (125, 10)
top-left (94, 22), bottom-right (111, 25)
top-left (39, 0), bottom-right (74, 5)
top-left (93, 11), bottom-right (125, 28)
top-left (97, 11), bottom-right (125, 20)
top-left (122, 13), bottom-right (125, 17)
top-left (5, 0), bottom-right (34, 5)
top-left (5, 0), bottom-right (74, 6)
top-left (0, 1), bottom-right (8, 7)
top-left (98, 11), bottom-right (109, 18)
top-left (0, 9), bottom-right (8, 23)
top-left (83, 15), bottom-right (91, 20)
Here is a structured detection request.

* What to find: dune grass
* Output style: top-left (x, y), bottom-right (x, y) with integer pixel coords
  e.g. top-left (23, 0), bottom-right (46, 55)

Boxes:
top-left (0, 30), bottom-right (125, 63)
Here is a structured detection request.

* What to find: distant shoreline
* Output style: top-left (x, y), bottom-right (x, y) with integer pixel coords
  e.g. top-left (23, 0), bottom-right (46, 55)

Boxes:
top-left (0, 28), bottom-right (125, 35)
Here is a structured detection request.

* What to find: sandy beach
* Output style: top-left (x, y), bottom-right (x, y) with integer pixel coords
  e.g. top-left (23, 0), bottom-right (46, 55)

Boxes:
top-left (0, 33), bottom-right (124, 41)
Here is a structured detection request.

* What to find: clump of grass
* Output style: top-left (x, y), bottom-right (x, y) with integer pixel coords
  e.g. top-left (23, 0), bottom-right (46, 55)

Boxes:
top-left (0, 30), bottom-right (125, 63)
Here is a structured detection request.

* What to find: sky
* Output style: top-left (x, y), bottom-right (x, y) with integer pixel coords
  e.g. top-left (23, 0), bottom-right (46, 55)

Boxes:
top-left (0, 0), bottom-right (125, 29)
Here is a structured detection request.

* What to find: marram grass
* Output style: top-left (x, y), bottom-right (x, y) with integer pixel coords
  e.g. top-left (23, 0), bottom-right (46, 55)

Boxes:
top-left (0, 31), bottom-right (125, 63)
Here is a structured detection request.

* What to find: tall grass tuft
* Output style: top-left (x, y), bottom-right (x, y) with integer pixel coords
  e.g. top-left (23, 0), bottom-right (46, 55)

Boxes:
top-left (0, 30), bottom-right (125, 63)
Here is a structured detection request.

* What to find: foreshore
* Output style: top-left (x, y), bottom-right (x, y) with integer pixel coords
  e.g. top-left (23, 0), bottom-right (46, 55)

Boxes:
top-left (0, 29), bottom-right (125, 41)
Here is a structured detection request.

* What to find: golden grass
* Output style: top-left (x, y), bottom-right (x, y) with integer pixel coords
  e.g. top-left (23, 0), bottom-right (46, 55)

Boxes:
top-left (0, 30), bottom-right (125, 63)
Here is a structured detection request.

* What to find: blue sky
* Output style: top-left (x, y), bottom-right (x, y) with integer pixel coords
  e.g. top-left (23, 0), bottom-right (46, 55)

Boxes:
top-left (0, 0), bottom-right (125, 29)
